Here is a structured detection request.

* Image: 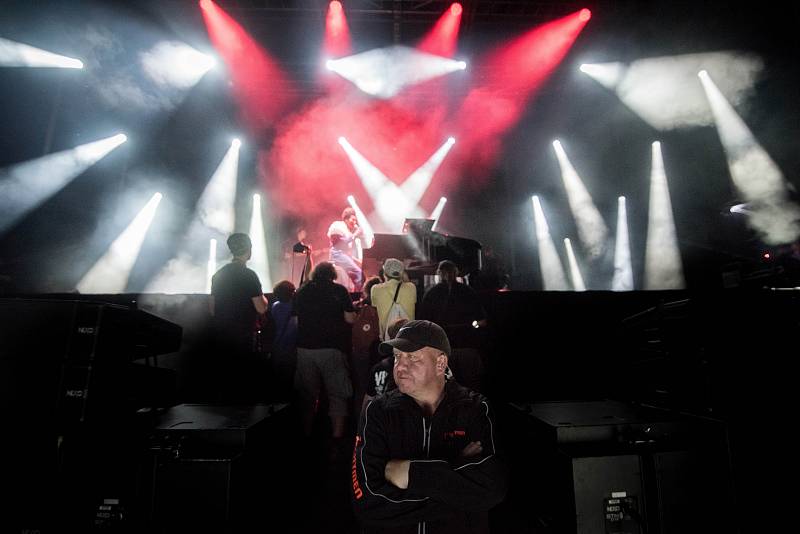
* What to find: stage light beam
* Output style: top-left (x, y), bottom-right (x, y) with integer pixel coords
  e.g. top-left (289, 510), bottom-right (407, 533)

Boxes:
top-left (418, 2), bottom-right (464, 58)
top-left (552, 139), bottom-right (608, 260)
top-left (325, 0), bottom-right (351, 57)
top-left (77, 193), bottom-right (162, 294)
top-left (455, 9), bottom-right (591, 174)
top-left (564, 238), bottom-right (586, 291)
top-left (140, 41), bottom-right (215, 89)
top-left (198, 139), bottom-right (240, 235)
top-left (430, 197), bottom-right (448, 231)
top-left (531, 196), bottom-right (569, 291)
top-left (730, 203), bottom-right (751, 214)
top-left (249, 193), bottom-right (272, 289)
top-left (206, 238), bottom-right (217, 294)
top-left (146, 139), bottom-right (240, 293)
top-left (0, 37), bottom-right (83, 68)
top-left (338, 137), bottom-right (417, 231)
top-left (1, 133), bottom-right (127, 233)
top-left (201, 0), bottom-right (295, 134)
top-left (612, 196), bottom-right (634, 291)
top-left (581, 53), bottom-right (764, 131)
top-left (699, 70), bottom-right (800, 244)
top-left (327, 45), bottom-right (467, 98)
top-left (644, 142), bottom-right (685, 289)
top-left (400, 137), bottom-right (456, 207)
top-left (339, 137), bottom-right (454, 233)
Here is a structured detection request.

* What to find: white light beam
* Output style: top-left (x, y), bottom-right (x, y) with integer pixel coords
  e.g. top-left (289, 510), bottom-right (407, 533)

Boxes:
top-left (644, 142), bottom-right (685, 289)
top-left (430, 197), bottom-right (448, 231)
top-left (552, 140), bottom-right (608, 259)
top-left (564, 238), bottom-right (586, 291)
top-left (0, 37), bottom-right (83, 68)
top-left (77, 193), bottom-right (162, 293)
top-left (338, 136), bottom-right (420, 232)
top-left (327, 45), bottom-right (466, 98)
top-left (531, 196), bottom-right (569, 291)
top-left (206, 238), bottom-right (217, 294)
top-left (1, 134), bottom-right (127, 233)
top-left (146, 139), bottom-right (240, 293)
top-left (612, 196), bottom-right (634, 291)
top-left (249, 193), bottom-right (272, 289)
top-left (699, 70), bottom-right (800, 244)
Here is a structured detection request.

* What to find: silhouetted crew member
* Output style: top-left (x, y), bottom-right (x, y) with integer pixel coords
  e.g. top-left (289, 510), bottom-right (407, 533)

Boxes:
top-left (210, 233), bottom-right (268, 401)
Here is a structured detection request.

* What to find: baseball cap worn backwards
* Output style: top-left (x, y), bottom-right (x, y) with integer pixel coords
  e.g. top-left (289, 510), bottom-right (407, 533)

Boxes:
top-left (383, 258), bottom-right (404, 278)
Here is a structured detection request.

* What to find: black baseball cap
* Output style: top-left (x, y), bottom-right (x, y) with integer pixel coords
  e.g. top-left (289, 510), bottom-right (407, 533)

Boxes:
top-left (380, 320), bottom-right (451, 358)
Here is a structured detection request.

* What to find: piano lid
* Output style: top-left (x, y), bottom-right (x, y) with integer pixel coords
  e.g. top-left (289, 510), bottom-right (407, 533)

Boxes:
top-left (402, 218), bottom-right (435, 234)
top-left (364, 231), bottom-right (482, 274)
top-left (363, 233), bottom-right (426, 262)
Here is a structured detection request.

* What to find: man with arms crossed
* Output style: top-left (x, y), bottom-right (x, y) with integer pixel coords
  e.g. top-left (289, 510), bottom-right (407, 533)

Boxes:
top-left (352, 320), bottom-right (507, 534)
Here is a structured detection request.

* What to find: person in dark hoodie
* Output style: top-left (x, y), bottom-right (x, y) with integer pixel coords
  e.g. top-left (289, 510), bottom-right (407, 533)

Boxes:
top-left (352, 320), bottom-right (507, 534)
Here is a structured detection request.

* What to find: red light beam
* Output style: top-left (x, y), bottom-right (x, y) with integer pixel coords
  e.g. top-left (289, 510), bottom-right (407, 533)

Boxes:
top-left (200, 0), bottom-right (296, 136)
top-left (452, 9), bottom-right (591, 176)
top-left (325, 1), bottom-right (352, 57)
top-left (418, 3), bottom-right (463, 57)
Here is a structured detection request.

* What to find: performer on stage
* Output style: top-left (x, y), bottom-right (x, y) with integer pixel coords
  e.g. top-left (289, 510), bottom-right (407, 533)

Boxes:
top-left (327, 207), bottom-right (365, 292)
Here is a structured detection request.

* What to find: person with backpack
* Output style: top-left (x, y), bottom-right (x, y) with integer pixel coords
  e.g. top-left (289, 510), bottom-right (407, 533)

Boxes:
top-left (371, 258), bottom-right (416, 340)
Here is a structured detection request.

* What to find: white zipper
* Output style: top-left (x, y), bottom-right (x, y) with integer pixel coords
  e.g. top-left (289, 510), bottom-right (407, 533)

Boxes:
top-left (421, 416), bottom-right (431, 534)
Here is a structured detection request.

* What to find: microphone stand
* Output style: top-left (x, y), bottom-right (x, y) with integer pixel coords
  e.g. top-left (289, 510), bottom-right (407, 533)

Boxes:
top-left (292, 241), bottom-right (313, 286)
top-left (299, 247), bottom-right (312, 286)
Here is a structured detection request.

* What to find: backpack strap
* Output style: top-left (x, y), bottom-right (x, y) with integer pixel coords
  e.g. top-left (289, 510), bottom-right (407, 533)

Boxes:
top-left (383, 280), bottom-right (404, 340)
top-left (392, 279), bottom-right (402, 303)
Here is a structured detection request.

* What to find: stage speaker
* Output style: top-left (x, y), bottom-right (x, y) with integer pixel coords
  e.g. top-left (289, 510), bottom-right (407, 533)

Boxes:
top-left (1, 299), bottom-right (80, 533)
top-left (151, 452), bottom-right (245, 530)
top-left (1, 298), bottom-right (180, 532)
top-left (505, 401), bottom-right (734, 534)
top-left (571, 455), bottom-right (645, 534)
top-left (139, 403), bottom-right (292, 532)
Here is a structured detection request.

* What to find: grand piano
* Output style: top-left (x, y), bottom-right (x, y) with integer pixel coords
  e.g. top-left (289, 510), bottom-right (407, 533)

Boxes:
top-left (364, 219), bottom-right (482, 282)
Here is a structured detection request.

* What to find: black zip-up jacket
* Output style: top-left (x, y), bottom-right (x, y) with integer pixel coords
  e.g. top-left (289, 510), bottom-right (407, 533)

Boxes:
top-left (352, 380), bottom-right (508, 534)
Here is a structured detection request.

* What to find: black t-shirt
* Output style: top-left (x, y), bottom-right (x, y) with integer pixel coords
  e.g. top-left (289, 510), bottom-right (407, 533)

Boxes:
top-left (293, 280), bottom-right (355, 354)
top-left (420, 282), bottom-right (487, 348)
top-left (211, 262), bottom-right (263, 343)
top-left (367, 356), bottom-right (396, 397)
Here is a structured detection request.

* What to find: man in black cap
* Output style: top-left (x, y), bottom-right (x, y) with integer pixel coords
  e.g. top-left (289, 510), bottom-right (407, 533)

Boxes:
top-left (352, 320), bottom-right (507, 534)
top-left (210, 232), bottom-right (269, 402)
